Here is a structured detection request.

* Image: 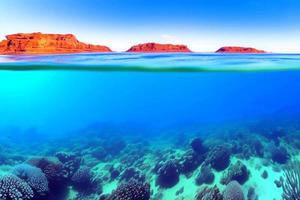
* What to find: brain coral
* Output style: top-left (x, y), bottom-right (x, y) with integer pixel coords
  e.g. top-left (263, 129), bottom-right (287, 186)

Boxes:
top-left (0, 173), bottom-right (34, 200)
top-left (12, 164), bottom-right (49, 195)
top-left (107, 180), bottom-right (150, 200)
top-left (223, 181), bottom-right (245, 200)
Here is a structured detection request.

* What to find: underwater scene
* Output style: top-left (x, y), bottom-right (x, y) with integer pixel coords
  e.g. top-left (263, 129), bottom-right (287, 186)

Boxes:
top-left (1, 53), bottom-right (300, 200)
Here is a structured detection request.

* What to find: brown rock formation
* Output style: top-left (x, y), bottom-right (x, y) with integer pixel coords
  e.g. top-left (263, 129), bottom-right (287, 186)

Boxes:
top-left (216, 46), bottom-right (265, 53)
top-left (0, 32), bottom-right (112, 54)
top-left (126, 43), bottom-right (192, 53)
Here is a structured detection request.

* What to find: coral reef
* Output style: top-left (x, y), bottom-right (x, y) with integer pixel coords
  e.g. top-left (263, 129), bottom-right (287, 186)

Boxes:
top-left (223, 181), bottom-right (245, 200)
top-left (195, 185), bottom-right (223, 200)
top-left (71, 166), bottom-right (100, 194)
top-left (179, 150), bottom-right (204, 175)
top-left (270, 146), bottom-right (290, 164)
top-left (190, 137), bottom-right (207, 154)
top-left (282, 161), bottom-right (300, 200)
top-left (0, 173), bottom-right (34, 200)
top-left (156, 160), bottom-right (180, 188)
top-left (120, 167), bottom-right (145, 183)
top-left (205, 145), bottom-right (231, 171)
top-left (221, 161), bottom-right (249, 185)
top-left (105, 180), bottom-right (150, 200)
top-left (1, 120), bottom-right (300, 200)
top-left (195, 165), bottom-right (215, 185)
top-left (12, 164), bottom-right (49, 195)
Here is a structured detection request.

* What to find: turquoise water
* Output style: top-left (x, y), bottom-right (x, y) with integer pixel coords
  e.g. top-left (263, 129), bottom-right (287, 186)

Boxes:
top-left (0, 53), bottom-right (300, 134)
top-left (0, 53), bottom-right (300, 200)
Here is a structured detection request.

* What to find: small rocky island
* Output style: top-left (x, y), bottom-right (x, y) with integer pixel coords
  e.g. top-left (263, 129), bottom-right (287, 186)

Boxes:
top-left (216, 46), bottom-right (265, 53)
top-left (126, 43), bottom-right (192, 53)
top-left (0, 32), bottom-right (112, 54)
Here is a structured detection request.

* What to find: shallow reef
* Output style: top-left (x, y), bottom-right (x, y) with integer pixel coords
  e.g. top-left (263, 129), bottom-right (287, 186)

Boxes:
top-left (0, 119), bottom-right (300, 200)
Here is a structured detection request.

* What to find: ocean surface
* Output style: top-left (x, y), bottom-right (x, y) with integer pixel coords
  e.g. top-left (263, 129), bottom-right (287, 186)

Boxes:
top-left (0, 53), bottom-right (300, 200)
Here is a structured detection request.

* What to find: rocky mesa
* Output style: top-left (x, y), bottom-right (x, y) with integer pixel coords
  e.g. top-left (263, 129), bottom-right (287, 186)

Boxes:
top-left (126, 43), bottom-right (192, 53)
top-left (0, 32), bottom-right (112, 54)
top-left (216, 46), bottom-right (265, 53)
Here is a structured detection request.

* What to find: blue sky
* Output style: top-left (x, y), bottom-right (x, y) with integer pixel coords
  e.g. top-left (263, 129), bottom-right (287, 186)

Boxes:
top-left (0, 0), bottom-right (300, 52)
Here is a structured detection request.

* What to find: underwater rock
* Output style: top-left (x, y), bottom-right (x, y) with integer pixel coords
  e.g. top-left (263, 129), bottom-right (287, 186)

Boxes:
top-left (179, 150), bottom-right (204, 175)
top-left (71, 166), bottom-right (101, 194)
top-left (261, 170), bottom-right (268, 179)
top-left (266, 127), bottom-right (286, 146)
top-left (195, 165), bottom-right (215, 185)
top-left (252, 139), bottom-right (264, 157)
top-left (247, 187), bottom-right (258, 200)
top-left (205, 145), bottom-right (231, 171)
top-left (0, 32), bottom-right (112, 54)
top-left (195, 185), bottom-right (223, 200)
top-left (156, 160), bottom-right (180, 188)
top-left (221, 161), bottom-right (249, 185)
top-left (99, 194), bottom-right (110, 200)
top-left (12, 164), bottom-right (49, 196)
top-left (223, 181), bottom-right (245, 200)
top-left (0, 173), bottom-right (34, 200)
top-left (105, 180), bottom-right (150, 200)
top-left (90, 147), bottom-right (108, 160)
top-left (176, 187), bottom-right (184, 196)
top-left (75, 193), bottom-right (99, 200)
top-left (55, 152), bottom-right (78, 163)
top-left (119, 143), bottom-right (148, 168)
top-left (126, 43), bottom-right (192, 52)
top-left (120, 167), bottom-right (145, 183)
top-left (216, 46), bottom-right (265, 53)
top-left (274, 179), bottom-right (282, 188)
top-left (110, 168), bottom-right (120, 181)
top-left (103, 138), bottom-right (127, 156)
top-left (270, 146), bottom-right (290, 164)
top-left (190, 137), bottom-right (207, 155)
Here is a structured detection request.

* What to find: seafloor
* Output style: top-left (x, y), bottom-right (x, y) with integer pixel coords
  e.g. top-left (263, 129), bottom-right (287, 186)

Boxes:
top-left (0, 117), bottom-right (300, 200)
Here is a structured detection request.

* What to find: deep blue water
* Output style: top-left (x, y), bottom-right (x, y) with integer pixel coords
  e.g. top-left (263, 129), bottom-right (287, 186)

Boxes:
top-left (0, 53), bottom-right (300, 137)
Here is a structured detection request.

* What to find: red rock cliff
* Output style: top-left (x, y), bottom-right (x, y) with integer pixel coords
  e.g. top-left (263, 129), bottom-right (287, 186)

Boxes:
top-left (0, 32), bottom-right (112, 54)
top-left (216, 46), bottom-right (265, 53)
top-left (126, 43), bottom-right (192, 53)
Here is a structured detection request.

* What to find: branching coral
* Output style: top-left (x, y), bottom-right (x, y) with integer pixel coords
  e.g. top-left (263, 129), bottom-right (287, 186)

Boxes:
top-left (282, 161), bottom-right (300, 200)
top-left (12, 164), bottom-right (49, 195)
top-left (0, 173), bottom-right (34, 200)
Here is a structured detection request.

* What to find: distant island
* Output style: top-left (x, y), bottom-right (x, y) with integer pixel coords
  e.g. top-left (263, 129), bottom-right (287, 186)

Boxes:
top-left (126, 43), bottom-right (192, 53)
top-left (0, 33), bottom-right (112, 54)
top-left (0, 32), bottom-right (268, 54)
top-left (216, 46), bottom-right (265, 53)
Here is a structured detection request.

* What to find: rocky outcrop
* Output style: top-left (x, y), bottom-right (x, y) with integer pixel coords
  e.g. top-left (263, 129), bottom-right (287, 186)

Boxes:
top-left (126, 43), bottom-right (192, 53)
top-left (216, 46), bottom-right (265, 53)
top-left (0, 32), bottom-right (112, 54)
